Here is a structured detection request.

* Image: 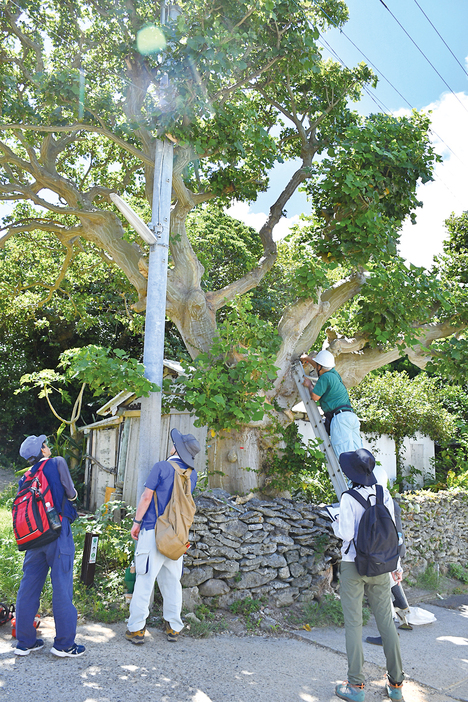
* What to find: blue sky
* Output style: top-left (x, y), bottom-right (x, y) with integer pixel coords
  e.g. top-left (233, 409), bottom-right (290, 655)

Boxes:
top-left (229, 0), bottom-right (468, 269)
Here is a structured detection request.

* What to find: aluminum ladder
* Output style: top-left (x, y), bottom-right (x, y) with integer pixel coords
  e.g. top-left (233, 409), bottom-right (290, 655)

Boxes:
top-left (291, 360), bottom-right (348, 499)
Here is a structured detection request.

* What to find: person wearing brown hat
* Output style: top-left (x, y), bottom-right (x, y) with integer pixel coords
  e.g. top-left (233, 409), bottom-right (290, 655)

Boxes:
top-left (334, 449), bottom-right (404, 702)
top-left (125, 429), bottom-right (201, 645)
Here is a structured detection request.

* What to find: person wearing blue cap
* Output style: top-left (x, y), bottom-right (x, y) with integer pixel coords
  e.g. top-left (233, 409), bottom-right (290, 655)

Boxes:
top-left (335, 449), bottom-right (404, 702)
top-left (125, 428), bottom-right (200, 645)
top-left (15, 434), bottom-right (85, 657)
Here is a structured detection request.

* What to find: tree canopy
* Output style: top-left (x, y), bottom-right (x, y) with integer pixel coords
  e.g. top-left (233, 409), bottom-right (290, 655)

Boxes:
top-left (1, 0), bottom-right (467, 490)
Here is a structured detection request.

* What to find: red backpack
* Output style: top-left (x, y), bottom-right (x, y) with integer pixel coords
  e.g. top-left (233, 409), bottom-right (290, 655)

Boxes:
top-left (12, 458), bottom-right (63, 551)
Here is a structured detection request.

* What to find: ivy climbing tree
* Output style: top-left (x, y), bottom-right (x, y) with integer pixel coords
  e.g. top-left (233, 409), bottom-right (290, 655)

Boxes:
top-left (1, 1), bottom-right (467, 492)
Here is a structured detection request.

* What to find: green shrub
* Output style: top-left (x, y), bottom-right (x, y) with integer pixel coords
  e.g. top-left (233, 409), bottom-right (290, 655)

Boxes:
top-left (449, 563), bottom-right (468, 584)
top-left (263, 422), bottom-right (335, 503)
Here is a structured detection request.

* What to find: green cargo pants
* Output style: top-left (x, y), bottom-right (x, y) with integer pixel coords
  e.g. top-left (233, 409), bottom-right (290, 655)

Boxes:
top-left (339, 561), bottom-right (404, 686)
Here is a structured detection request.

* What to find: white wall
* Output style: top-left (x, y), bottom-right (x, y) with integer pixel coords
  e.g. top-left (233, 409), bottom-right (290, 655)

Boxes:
top-left (401, 431), bottom-right (435, 488)
top-left (295, 420), bottom-right (434, 488)
top-left (361, 433), bottom-right (397, 484)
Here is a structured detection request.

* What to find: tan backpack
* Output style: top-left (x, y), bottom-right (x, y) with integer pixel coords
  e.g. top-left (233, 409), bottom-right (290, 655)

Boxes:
top-left (154, 460), bottom-right (196, 560)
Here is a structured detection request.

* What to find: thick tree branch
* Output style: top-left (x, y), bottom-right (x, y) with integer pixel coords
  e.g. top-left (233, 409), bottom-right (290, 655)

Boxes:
top-left (0, 123), bottom-right (153, 166)
top-left (4, 4), bottom-right (44, 73)
top-left (330, 320), bottom-right (467, 387)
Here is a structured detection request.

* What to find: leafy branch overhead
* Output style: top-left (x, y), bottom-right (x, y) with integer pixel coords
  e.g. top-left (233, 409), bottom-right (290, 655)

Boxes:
top-left (17, 345), bottom-right (158, 435)
top-left (1, 1), bottom-right (467, 490)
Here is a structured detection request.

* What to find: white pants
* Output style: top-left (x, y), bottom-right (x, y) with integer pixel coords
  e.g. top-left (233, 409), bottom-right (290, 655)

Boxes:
top-left (127, 528), bottom-right (184, 633)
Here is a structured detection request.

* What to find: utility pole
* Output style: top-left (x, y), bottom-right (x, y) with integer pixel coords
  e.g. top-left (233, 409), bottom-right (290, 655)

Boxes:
top-left (136, 139), bottom-right (173, 499)
top-left (136, 1), bottom-right (178, 498)
top-left (110, 3), bottom-right (179, 498)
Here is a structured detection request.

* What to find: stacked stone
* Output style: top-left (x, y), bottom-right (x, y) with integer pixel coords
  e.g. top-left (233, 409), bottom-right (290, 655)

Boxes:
top-left (400, 489), bottom-right (468, 575)
top-left (181, 490), bottom-right (341, 608)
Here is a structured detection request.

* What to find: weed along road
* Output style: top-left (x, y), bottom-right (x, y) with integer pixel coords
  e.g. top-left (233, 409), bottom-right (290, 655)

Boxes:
top-left (0, 613), bottom-right (460, 702)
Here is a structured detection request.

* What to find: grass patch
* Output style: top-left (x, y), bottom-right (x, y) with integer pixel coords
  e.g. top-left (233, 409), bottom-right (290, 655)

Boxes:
top-left (229, 596), bottom-right (266, 631)
top-left (416, 563), bottom-right (442, 591)
top-left (184, 603), bottom-right (228, 638)
top-left (289, 594), bottom-right (371, 629)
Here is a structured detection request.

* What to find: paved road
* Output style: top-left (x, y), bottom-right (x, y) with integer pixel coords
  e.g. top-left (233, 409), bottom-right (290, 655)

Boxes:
top-left (0, 467), bottom-right (462, 700)
top-left (0, 609), bottom-right (458, 702)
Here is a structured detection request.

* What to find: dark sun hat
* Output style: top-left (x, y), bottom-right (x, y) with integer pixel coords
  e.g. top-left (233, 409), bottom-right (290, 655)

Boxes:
top-left (339, 448), bottom-right (377, 486)
top-left (170, 428), bottom-right (201, 468)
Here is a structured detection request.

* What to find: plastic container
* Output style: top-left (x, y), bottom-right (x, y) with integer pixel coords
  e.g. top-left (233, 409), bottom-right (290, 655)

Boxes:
top-left (45, 502), bottom-right (61, 530)
top-left (124, 563), bottom-right (136, 594)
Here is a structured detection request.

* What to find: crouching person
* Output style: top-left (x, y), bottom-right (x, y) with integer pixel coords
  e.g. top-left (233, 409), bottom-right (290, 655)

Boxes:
top-left (126, 429), bottom-right (200, 645)
top-left (335, 449), bottom-right (404, 702)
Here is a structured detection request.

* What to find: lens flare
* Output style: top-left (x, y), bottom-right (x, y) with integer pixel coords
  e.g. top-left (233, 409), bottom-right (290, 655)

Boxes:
top-left (136, 26), bottom-right (166, 55)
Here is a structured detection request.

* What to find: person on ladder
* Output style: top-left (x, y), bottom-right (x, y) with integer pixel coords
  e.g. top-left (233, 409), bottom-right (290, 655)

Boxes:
top-left (300, 349), bottom-right (362, 459)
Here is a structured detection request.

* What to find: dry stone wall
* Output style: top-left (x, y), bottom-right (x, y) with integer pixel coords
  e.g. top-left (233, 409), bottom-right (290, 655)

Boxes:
top-left (182, 488), bottom-right (468, 609)
top-left (399, 488), bottom-right (468, 576)
top-left (182, 490), bottom-right (340, 608)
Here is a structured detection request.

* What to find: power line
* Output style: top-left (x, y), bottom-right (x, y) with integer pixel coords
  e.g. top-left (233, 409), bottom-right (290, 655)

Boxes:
top-left (378, 0), bottom-right (468, 116)
top-left (293, 1), bottom-right (465, 208)
top-left (306, 0), bottom-right (466, 167)
top-left (411, 0), bottom-right (468, 80)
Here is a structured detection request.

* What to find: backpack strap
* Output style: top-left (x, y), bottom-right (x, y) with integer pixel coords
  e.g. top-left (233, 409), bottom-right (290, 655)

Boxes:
top-left (345, 488), bottom-right (372, 511)
top-left (153, 460), bottom-right (193, 518)
top-left (168, 460), bottom-right (193, 478)
top-left (375, 484), bottom-right (384, 504)
top-left (343, 489), bottom-right (371, 555)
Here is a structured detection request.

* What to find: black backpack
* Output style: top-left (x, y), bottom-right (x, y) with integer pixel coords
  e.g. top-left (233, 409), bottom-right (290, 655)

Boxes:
top-left (346, 484), bottom-right (400, 577)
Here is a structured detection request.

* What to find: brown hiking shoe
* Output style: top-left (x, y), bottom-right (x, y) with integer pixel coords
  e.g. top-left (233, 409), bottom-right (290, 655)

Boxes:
top-left (164, 621), bottom-right (180, 642)
top-left (125, 627), bottom-right (146, 644)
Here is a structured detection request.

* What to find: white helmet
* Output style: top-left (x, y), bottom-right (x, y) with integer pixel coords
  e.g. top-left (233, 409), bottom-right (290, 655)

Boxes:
top-left (314, 349), bottom-right (335, 368)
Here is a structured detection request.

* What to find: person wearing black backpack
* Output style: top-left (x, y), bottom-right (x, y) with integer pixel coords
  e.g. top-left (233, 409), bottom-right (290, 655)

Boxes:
top-left (335, 449), bottom-right (404, 702)
top-left (14, 434), bottom-right (85, 658)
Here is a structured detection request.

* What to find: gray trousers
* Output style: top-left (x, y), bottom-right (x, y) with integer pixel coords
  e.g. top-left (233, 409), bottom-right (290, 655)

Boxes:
top-left (340, 561), bottom-right (404, 686)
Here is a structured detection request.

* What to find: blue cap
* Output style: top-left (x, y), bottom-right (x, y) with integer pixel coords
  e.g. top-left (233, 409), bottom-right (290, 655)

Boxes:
top-left (19, 435), bottom-right (47, 460)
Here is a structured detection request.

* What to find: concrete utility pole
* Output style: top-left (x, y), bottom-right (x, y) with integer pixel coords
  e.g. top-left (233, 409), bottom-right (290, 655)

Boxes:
top-left (136, 1), bottom-right (179, 498)
top-left (136, 139), bottom-right (173, 499)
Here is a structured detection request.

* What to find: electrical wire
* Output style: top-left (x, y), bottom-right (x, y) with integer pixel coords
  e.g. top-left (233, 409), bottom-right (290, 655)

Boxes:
top-left (378, 0), bottom-right (468, 116)
top-left (304, 0), bottom-right (466, 167)
top-left (411, 0), bottom-right (468, 80)
top-left (293, 0), bottom-right (465, 207)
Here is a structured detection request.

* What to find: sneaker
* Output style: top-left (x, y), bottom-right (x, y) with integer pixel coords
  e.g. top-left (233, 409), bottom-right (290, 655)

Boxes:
top-left (365, 635), bottom-right (383, 646)
top-left (14, 639), bottom-right (44, 656)
top-left (125, 628), bottom-right (146, 645)
top-left (50, 643), bottom-right (86, 657)
top-left (335, 682), bottom-right (365, 702)
top-left (165, 621), bottom-right (180, 642)
top-left (386, 681), bottom-right (404, 701)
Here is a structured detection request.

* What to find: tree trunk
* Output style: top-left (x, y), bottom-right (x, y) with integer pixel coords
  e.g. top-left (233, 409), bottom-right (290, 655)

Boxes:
top-left (207, 427), bottom-right (266, 494)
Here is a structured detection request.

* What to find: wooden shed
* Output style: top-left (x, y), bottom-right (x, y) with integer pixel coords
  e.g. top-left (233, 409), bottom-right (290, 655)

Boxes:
top-left (82, 361), bottom-right (207, 510)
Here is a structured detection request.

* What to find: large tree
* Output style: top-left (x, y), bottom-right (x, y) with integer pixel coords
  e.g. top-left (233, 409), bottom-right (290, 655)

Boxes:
top-left (1, 0), bottom-right (466, 491)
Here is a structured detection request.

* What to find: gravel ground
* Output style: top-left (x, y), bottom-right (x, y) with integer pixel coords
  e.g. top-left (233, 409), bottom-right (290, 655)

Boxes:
top-left (0, 466), bottom-right (455, 701)
top-left (0, 617), bottom-right (448, 702)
